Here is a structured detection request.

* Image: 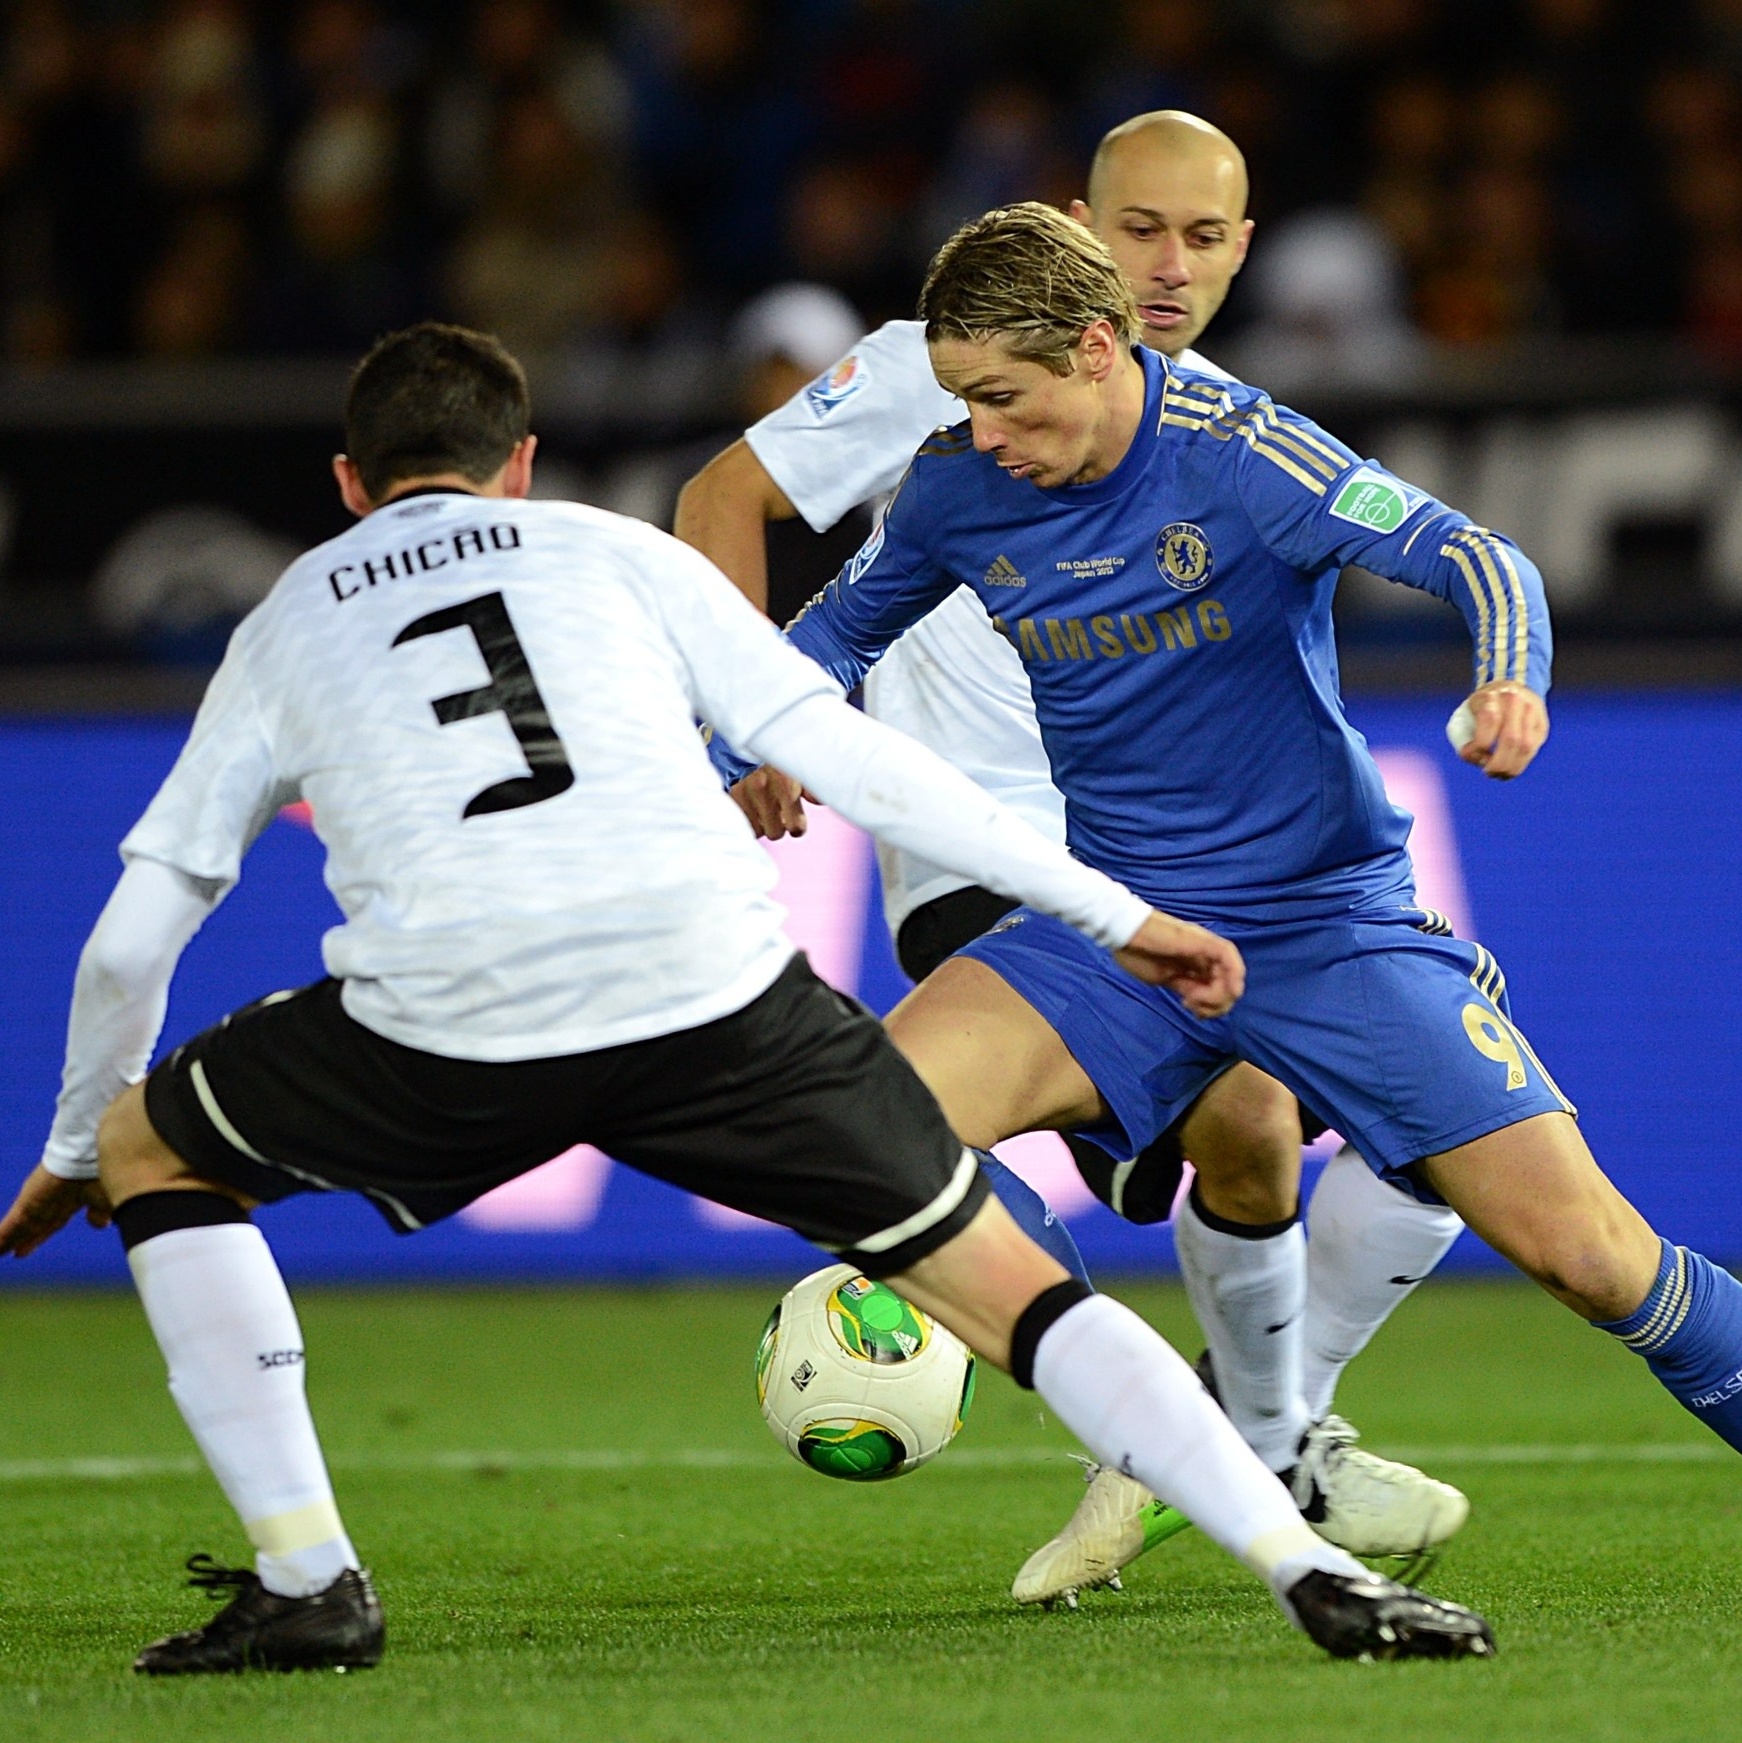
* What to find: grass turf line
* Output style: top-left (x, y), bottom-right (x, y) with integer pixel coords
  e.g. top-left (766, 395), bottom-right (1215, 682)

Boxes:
top-left (1, 1279), bottom-right (1737, 1743)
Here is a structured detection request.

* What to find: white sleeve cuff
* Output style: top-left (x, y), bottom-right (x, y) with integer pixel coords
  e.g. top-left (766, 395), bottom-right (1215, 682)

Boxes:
top-left (41, 1151), bottom-right (100, 1182)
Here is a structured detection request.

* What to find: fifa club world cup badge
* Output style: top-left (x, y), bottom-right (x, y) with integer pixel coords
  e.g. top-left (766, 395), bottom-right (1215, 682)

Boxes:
top-left (1155, 522), bottom-right (1214, 591)
top-left (805, 353), bottom-right (868, 416)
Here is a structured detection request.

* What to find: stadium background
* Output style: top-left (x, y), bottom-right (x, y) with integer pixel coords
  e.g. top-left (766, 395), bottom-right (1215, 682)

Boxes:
top-left (3, 0), bottom-right (1741, 1283)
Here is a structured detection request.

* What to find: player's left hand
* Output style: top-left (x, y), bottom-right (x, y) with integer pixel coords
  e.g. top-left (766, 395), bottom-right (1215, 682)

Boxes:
top-left (0, 1163), bottom-right (111, 1260)
top-left (1114, 911), bottom-right (1245, 1018)
top-left (1457, 681), bottom-right (1549, 780)
top-left (731, 765), bottom-right (810, 839)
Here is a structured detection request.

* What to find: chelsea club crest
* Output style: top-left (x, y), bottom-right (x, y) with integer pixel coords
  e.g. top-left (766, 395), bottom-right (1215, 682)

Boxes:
top-left (1155, 522), bottom-right (1213, 591)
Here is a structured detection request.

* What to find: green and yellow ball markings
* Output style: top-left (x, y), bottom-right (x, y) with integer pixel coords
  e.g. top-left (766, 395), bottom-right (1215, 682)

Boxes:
top-left (797, 1420), bottom-right (908, 1479)
top-left (954, 1356), bottom-right (977, 1435)
top-left (826, 1276), bottom-right (931, 1365)
top-left (754, 1303), bottom-right (781, 1406)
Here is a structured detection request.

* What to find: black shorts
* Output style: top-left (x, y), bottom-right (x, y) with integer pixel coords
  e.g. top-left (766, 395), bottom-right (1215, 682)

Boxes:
top-left (894, 884), bottom-right (1327, 1223)
top-left (143, 955), bottom-right (989, 1276)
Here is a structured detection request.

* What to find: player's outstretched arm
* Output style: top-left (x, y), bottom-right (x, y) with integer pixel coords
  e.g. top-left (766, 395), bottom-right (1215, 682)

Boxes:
top-left (6, 857), bottom-right (221, 1258)
top-left (746, 692), bottom-right (1243, 1017)
top-left (673, 439), bottom-right (801, 614)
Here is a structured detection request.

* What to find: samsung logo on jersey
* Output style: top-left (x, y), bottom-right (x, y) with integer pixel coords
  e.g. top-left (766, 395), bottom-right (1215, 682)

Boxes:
top-left (328, 523), bottom-right (521, 603)
top-left (992, 599), bottom-right (1231, 664)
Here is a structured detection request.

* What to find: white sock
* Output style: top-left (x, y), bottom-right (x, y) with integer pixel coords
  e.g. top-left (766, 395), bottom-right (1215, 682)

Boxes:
top-left (1301, 1147), bottom-right (1465, 1420)
top-left (128, 1224), bottom-right (359, 1598)
top-left (1032, 1293), bottom-right (1364, 1606)
top-left (1173, 1186), bottom-right (1311, 1472)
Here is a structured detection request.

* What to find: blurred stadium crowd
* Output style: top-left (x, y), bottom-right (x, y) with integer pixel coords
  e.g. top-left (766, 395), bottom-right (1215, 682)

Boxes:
top-left (2, 0), bottom-right (1742, 366)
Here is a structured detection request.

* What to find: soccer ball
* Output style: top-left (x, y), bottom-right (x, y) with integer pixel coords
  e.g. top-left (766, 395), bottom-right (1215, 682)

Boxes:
top-left (756, 1263), bottom-right (976, 1480)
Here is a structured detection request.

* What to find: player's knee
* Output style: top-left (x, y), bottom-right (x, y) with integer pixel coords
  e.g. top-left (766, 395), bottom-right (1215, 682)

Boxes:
top-left (1213, 1070), bottom-right (1302, 1160)
top-left (1515, 1219), bottom-right (1652, 1322)
top-left (1187, 1123), bottom-right (1298, 1222)
top-left (1182, 1069), bottom-right (1301, 1223)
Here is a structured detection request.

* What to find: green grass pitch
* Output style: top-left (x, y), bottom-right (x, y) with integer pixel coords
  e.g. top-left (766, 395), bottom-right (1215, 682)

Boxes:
top-left (2, 1277), bottom-right (1739, 1743)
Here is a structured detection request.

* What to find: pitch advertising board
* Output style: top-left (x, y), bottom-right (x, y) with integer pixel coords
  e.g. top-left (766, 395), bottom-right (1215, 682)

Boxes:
top-left (3, 693), bottom-right (1738, 1282)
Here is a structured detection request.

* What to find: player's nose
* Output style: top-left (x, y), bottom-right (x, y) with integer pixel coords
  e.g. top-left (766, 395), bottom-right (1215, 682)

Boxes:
top-left (969, 410), bottom-right (1006, 453)
top-left (1155, 240), bottom-right (1191, 288)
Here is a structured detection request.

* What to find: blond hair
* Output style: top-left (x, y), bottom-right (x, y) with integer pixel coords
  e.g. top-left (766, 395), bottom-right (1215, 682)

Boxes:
top-left (917, 202), bottom-right (1141, 376)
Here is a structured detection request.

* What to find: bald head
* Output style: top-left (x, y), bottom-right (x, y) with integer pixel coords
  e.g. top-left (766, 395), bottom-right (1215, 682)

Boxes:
top-left (1072, 110), bottom-right (1254, 356)
top-left (1087, 111), bottom-right (1248, 217)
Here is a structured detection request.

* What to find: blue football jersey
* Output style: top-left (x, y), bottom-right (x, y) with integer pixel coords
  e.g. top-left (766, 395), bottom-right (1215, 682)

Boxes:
top-left (783, 346), bottom-right (1553, 927)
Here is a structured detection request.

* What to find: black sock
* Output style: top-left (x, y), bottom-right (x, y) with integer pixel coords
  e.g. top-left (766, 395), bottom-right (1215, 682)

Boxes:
top-left (113, 1191), bottom-right (250, 1252)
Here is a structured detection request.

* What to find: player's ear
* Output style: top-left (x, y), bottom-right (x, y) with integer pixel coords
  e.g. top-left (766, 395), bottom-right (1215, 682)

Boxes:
top-left (502, 435), bottom-right (537, 500)
top-left (1232, 218), bottom-right (1255, 272)
top-left (1067, 197), bottom-right (1092, 226)
top-left (333, 455), bottom-right (374, 519)
top-left (1078, 319), bottom-right (1120, 381)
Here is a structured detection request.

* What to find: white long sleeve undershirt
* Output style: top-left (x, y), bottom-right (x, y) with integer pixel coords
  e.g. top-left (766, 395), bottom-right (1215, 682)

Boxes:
top-left (746, 691), bottom-right (1151, 954)
top-left (40, 857), bottom-right (220, 1180)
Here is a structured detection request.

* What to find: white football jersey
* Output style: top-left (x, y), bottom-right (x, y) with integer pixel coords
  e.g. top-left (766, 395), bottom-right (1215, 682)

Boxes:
top-left (746, 318), bottom-right (1234, 932)
top-left (121, 492), bottom-right (841, 1061)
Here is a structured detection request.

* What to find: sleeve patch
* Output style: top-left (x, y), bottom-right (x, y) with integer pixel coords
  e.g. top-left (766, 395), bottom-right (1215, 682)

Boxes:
top-left (805, 353), bottom-right (870, 416)
top-left (1328, 466), bottom-right (1422, 533)
top-left (841, 518), bottom-right (885, 584)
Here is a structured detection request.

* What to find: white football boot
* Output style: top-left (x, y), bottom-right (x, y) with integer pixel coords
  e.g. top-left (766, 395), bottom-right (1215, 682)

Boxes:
top-left (1286, 1413), bottom-right (1469, 1568)
top-left (1011, 1420), bottom-right (1469, 1609)
top-left (1195, 1355), bottom-right (1468, 1574)
top-left (1011, 1458), bottom-right (1191, 1608)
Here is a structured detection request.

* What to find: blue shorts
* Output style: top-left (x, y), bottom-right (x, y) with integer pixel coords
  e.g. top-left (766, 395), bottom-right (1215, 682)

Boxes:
top-left (957, 906), bottom-right (1575, 1197)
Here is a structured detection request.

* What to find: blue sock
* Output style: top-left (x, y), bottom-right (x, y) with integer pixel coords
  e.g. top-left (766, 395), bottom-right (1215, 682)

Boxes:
top-left (1596, 1239), bottom-right (1742, 1451)
top-left (976, 1151), bottom-right (1091, 1286)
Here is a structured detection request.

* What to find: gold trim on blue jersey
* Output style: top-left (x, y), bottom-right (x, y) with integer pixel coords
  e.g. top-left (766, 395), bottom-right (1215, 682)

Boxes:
top-left (1445, 527), bottom-right (1533, 689)
top-left (1158, 367), bottom-right (1334, 493)
top-left (1455, 532), bottom-right (1513, 688)
top-left (1488, 537), bottom-right (1532, 684)
top-left (1253, 406), bottom-right (1346, 479)
top-left (1441, 542), bottom-right (1496, 685)
top-left (1161, 403), bottom-right (1330, 495)
top-left (1472, 942), bottom-right (1507, 1003)
top-left (919, 425), bottom-right (972, 457)
top-left (1274, 415), bottom-right (1352, 475)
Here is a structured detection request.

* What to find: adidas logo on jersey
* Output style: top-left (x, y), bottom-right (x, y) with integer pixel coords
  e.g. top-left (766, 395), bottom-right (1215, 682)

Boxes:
top-left (982, 554), bottom-right (1027, 588)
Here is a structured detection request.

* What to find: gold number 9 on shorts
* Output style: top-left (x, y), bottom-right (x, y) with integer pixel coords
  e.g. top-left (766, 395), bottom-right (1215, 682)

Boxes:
top-left (1462, 1004), bottom-right (1527, 1090)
